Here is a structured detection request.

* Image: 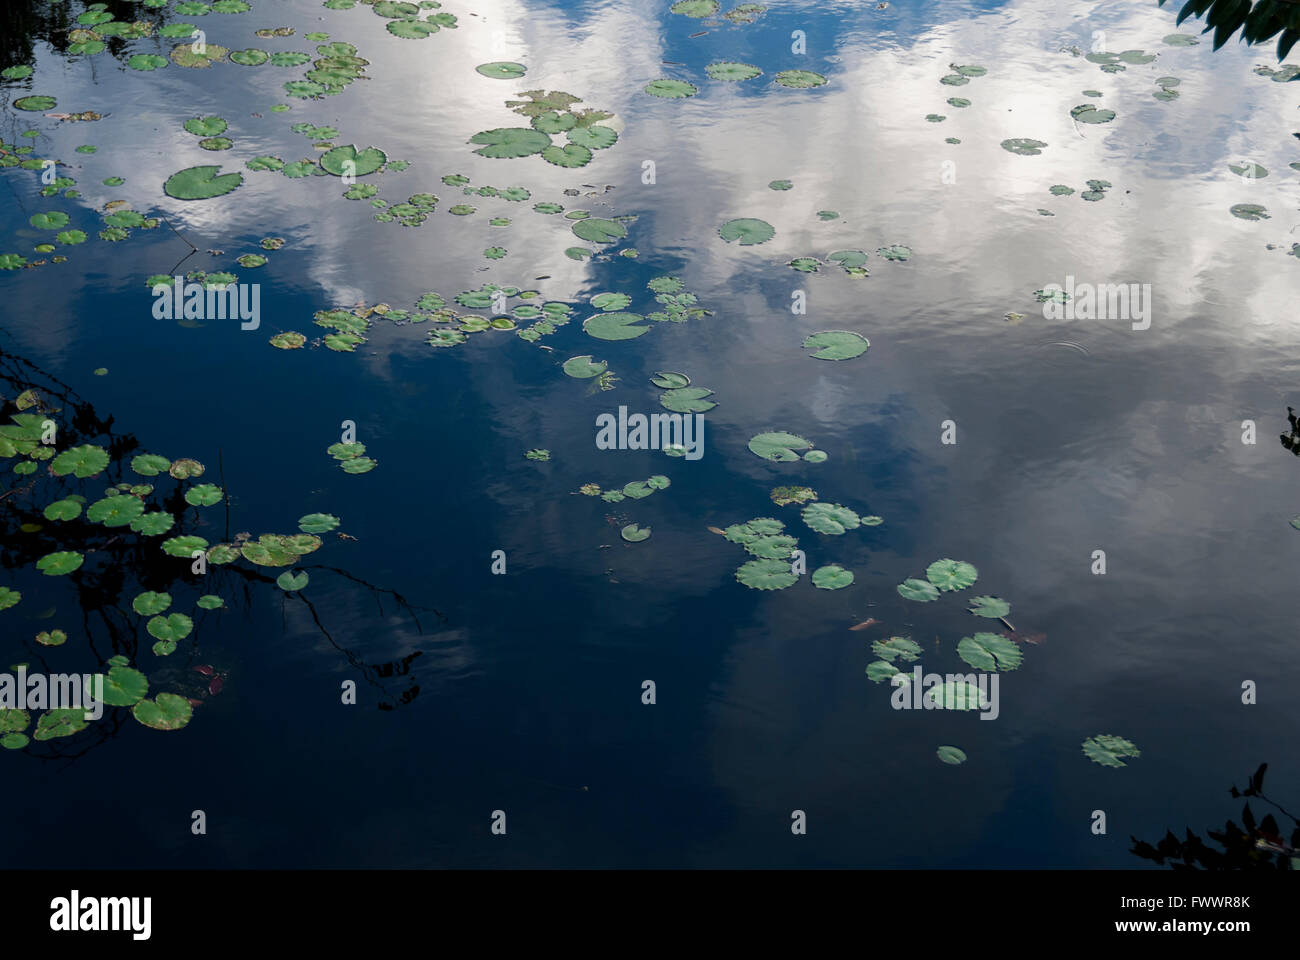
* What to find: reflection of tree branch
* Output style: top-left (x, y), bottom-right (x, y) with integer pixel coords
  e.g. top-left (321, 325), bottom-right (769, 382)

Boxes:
top-left (0, 342), bottom-right (446, 760)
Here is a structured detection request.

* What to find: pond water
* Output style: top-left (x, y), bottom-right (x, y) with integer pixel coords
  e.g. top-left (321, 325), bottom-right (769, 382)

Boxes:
top-left (1, 0), bottom-right (1298, 869)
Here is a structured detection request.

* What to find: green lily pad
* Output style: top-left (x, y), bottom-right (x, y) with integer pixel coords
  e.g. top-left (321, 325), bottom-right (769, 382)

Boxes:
top-left (811, 564), bottom-right (853, 589)
top-left (583, 312), bottom-right (649, 341)
top-left (132, 693), bottom-right (192, 731)
top-left (748, 431), bottom-right (812, 462)
top-left (571, 217), bottom-right (627, 243)
top-left (865, 661), bottom-right (900, 683)
top-left (957, 632), bottom-right (1022, 671)
top-left (562, 355), bottom-right (608, 379)
top-left (276, 570), bottom-right (309, 591)
top-left (477, 61), bottom-right (526, 79)
top-left (774, 70), bottom-right (827, 88)
top-left (164, 165), bottom-right (243, 200)
top-left (718, 218), bottom-right (774, 245)
top-left (132, 591), bottom-right (172, 616)
top-left (230, 48), bottom-right (270, 65)
top-left (130, 453), bottom-right (171, 476)
top-left (937, 745), bottom-right (967, 765)
top-left (37, 551), bottom-right (83, 576)
top-left (147, 613), bottom-right (193, 642)
top-left (320, 144), bottom-right (387, 176)
top-left (43, 499), bottom-right (82, 521)
top-left (567, 125), bottom-right (618, 150)
top-left (1230, 203), bottom-right (1269, 221)
top-left (621, 524), bottom-right (651, 542)
top-left (91, 666), bottom-right (148, 707)
top-left (645, 79), bottom-right (698, 98)
top-left (925, 681), bottom-right (987, 711)
top-left (14, 96), bottom-right (57, 111)
top-left (660, 387), bottom-right (716, 413)
top-left (706, 61), bottom-right (762, 81)
top-left (340, 456), bottom-right (377, 473)
top-left (33, 709), bottom-right (88, 741)
top-left (926, 558), bottom-right (978, 591)
top-left (968, 595), bottom-right (1010, 618)
top-left (50, 444), bottom-right (109, 478)
top-left (1070, 103), bottom-right (1115, 124)
top-left (542, 144), bottom-right (593, 168)
top-left (735, 558), bottom-right (798, 590)
top-left (197, 595), bottom-right (225, 609)
top-left (803, 330), bottom-right (869, 360)
top-left (469, 128), bottom-right (551, 159)
top-left (129, 512), bottom-right (174, 536)
top-left (87, 495), bottom-right (144, 527)
top-left (161, 535), bottom-right (208, 558)
top-left (1000, 138), bottom-right (1047, 156)
top-left (670, 0), bottom-right (719, 15)
top-left (650, 371), bottom-right (690, 388)
top-left (0, 588), bottom-right (19, 611)
top-left (873, 635), bottom-right (922, 662)
top-left (298, 513), bottom-right (340, 533)
top-left (802, 502), bottom-right (860, 535)
top-left (184, 483), bottom-right (223, 506)
top-left (1082, 734), bottom-right (1140, 768)
top-left (897, 578), bottom-right (940, 602)
top-left (184, 115), bottom-right (228, 137)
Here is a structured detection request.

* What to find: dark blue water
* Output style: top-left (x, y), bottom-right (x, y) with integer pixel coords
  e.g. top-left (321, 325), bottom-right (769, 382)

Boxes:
top-left (1, 0), bottom-right (1298, 868)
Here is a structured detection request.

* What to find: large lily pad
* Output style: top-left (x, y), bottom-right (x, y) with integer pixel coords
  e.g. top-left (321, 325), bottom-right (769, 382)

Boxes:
top-left (896, 578), bottom-right (939, 602)
top-left (91, 666), bottom-right (148, 707)
top-left (572, 218), bottom-right (627, 243)
top-left (164, 165), bottom-right (243, 200)
top-left (968, 595), bottom-right (1010, 618)
top-left (802, 502), bottom-right (860, 535)
top-left (811, 564), bottom-right (853, 589)
top-left (956, 632), bottom-right (1022, 671)
top-left (37, 551), bottom-right (84, 576)
top-left (803, 330), bottom-right (869, 360)
top-left (320, 144), bottom-right (387, 176)
top-left (132, 693), bottom-right (192, 731)
top-left (926, 558), bottom-right (978, 591)
top-left (562, 355), bottom-right (608, 378)
top-left (748, 431), bottom-right (811, 461)
top-left (583, 312), bottom-right (649, 341)
top-left (872, 635), bottom-right (922, 662)
top-left (735, 558), bottom-right (797, 590)
top-left (925, 681), bottom-right (988, 711)
top-left (718, 218), bottom-right (774, 245)
top-left (469, 128), bottom-right (550, 159)
top-left (51, 444), bottom-right (109, 478)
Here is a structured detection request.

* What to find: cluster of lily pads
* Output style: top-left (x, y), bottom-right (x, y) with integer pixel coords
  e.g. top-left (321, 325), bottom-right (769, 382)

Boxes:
top-left (1047, 179), bottom-right (1112, 203)
top-left (578, 474), bottom-right (670, 504)
top-left (930, 63), bottom-right (985, 127)
top-left (328, 441), bottom-right (377, 474)
top-left (577, 274), bottom-right (712, 345)
top-left (720, 516), bottom-right (853, 591)
top-left (323, 0), bottom-right (458, 41)
top-left (748, 431), bottom-right (828, 464)
top-left (650, 371), bottom-right (715, 419)
top-left (669, 1), bottom-right (767, 23)
top-left (470, 90), bottom-right (618, 169)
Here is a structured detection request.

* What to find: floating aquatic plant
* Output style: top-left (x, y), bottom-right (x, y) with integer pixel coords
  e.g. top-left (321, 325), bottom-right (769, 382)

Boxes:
top-left (873, 635), bottom-right (922, 662)
top-left (803, 330), bottom-right (869, 360)
top-left (164, 165), bottom-right (243, 199)
top-left (1082, 735), bottom-right (1140, 768)
top-left (1000, 138), bottom-right (1047, 156)
top-left (718, 218), bottom-right (774, 246)
top-left (735, 558), bottom-right (798, 590)
top-left (937, 745), bottom-right (967, 765)
top-left (621, 524), bottom-right (651, 542)
top-left (968, 595), bottom-right (1009, 618)
top-left (1070, 103), bottom-right (1115, 124)
top-left (812, 565), bottom-right (853, 589)
top-left (925, 681), bottom-right (987, 711)
top-left (584, 312), bottom-right (649, 341)
top-left (774, 70), bottom-right (827, 88)
top-left (645, 79), bottom-right (698, 98)
top-left (896, 578), bottom-right (939, 602)
top-left (706, 62), bottom-right (762, 81)
top-left (748, 432), bottom-right (812, 462)
top-left (957, 632), bottom-right (1022, 671)
top-left (132, 693), bottom-right (192, 731)
top-left (770, 485), bottom-right (816, 506)
top-left (802, 502), bottom-right (860, 535)
top-left (926, 558), bottom-right (978, 591)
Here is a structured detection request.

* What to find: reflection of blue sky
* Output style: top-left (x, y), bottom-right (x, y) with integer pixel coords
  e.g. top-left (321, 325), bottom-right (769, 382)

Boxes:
top-left (0, 0), bottom-right (1298, 866)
